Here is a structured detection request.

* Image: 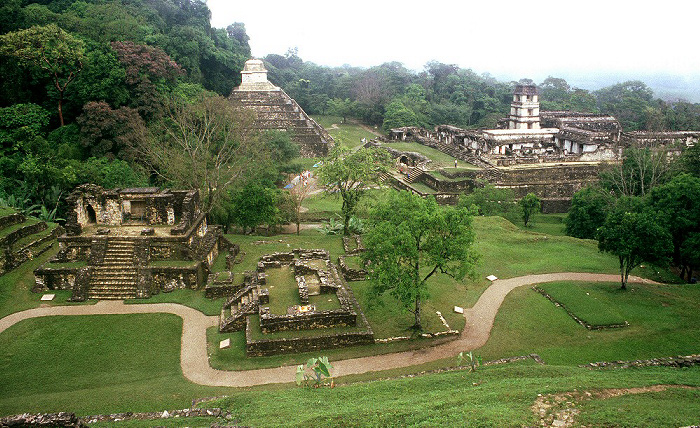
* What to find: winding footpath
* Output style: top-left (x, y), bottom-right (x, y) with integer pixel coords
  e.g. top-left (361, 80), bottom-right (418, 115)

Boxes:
top-left (0, 273), bottom-right (657, 387)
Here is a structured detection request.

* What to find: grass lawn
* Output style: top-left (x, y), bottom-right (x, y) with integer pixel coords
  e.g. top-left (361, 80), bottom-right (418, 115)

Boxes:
top-left (538, 281), bottom-right (627, 326)
top-left (0, 314), bottom-right (233, 416)
top-left (383, 141), bottom-right (477, 169)
top-left (125, 288), bottom-right (225, 316)
top-left (301, 192), bottom-right (342, 214)
top-left (477, 281), bottom-right (700, 365)
top-left (312, 115), bottom-right (380, 149)
top-left (504, 212), bottom-right (568, 236)
top-left (266, 265), bottom-right (300, 315)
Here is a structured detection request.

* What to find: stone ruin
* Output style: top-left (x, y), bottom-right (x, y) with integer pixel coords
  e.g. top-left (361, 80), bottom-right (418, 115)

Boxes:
top-left (216, 249), bottom-right (373, 356)
top-left (381, 83), bottom-right (699, 212)
top-left (33, 185), bottom-right (233, 300)
top-left (228, 59), bottom-right (334, 157)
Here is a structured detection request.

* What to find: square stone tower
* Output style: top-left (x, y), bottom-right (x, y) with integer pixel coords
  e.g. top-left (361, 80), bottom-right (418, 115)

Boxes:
top-left (508, 84), bottom-right (540, 130)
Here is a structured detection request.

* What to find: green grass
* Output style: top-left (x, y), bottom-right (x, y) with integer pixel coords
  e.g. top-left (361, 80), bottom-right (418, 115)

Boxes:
top-left (576, 387), bottom-right (700, 427)
top-left (10, 223), bottom-right (57, 249)
top-left (478, 281), bottom-right (700, 365)
top-left (124, 288), bottom-right (224, 316)
top-left (0, 315), bottom-right (233, 416)
top-left (504, 212), bottom-right (568, 236)
top-left (301, 192), bottom-right (342, 214)
top-left (312, 115), bottom-right (380, 149)
top-left (266, 265), bottom-right (300, 314)
top-left (473, 216), bottom-right (620, 281)
top-left (0, 207), bottom-right (16, 217)
top-left (308, 292), bottom-right (341, 311)
top-left (0, 218), bottom-right (40, 240)
top-left (538, 281), bottom-right (627, 326)
top-left (0, 245), bottom-right (87, 319)
top-left (343, 255), bottom-right (364, 271)
top-left (211, 251), bottom-right (228, 272)
top-left (406, 181), bottom-right (437, 194)
top-left (382, 141), bottom-right (476, 169)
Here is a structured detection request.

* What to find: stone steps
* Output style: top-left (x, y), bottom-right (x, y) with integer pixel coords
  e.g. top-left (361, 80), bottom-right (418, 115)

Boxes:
top-left (87, 239), bottom-right (138, 300)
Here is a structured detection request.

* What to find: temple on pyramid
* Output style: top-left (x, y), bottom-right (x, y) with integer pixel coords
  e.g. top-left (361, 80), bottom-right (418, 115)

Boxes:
top-left (228, 59), bottom-right (333, 157)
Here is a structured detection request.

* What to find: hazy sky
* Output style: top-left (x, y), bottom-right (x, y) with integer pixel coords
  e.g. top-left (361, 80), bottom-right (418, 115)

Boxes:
top-left (207, 0), bottom-right (699, 82)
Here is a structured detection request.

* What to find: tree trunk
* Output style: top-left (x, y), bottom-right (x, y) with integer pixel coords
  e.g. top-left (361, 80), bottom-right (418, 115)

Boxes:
top-left (413, 296), bottom-right (422, 331)
top-left (619, 257), bottom-right (627, 290)
top-left (58, 97), bottom-right (64, 127)
top-left (296, 220), bottom-right (300, 235)
top-left (343, 213), bottom-right (350, 236)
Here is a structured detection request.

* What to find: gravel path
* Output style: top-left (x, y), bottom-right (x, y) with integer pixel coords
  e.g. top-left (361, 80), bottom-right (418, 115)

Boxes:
top-left (0, 272), bottom-right (656, 387)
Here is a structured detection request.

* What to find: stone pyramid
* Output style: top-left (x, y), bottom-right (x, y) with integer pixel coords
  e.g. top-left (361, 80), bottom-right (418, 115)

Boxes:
top-left (228, 59), bottom-right (333, 157)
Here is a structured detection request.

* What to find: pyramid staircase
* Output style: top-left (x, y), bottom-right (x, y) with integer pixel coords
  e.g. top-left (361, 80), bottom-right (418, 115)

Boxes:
top-left (219, 284), bottom-right (260, 332)
top-left (87, 238), bottom-right (138, 300)
top-left (228, 89), bottom-right (332, 156)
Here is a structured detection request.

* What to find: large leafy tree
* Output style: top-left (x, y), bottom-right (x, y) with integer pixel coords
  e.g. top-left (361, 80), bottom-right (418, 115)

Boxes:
top-left (136, 94), bottom-right (262, 213)
top-left (600, 146), bottom-right (672, 197)
top-left (362, 191), bottom-right (479, 331)
top-left (230, 183), bottom-right (279, 235)
top-left (648, 174), bottom-right (700, 282)
top-left (597, 199), bottom-right (673, 289)
top-left (564, 186), bottom-right (614, 239)
top-left (0, 24), bottom-right (85, 126)
top-left (317, 145), bottom-right (391, 235)
top-left (519, 193), bottom-right (541, 227)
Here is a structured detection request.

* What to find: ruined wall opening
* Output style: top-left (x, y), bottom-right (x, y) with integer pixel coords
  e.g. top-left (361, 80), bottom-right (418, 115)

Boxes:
top-left (86, 205), bottom-right (96, 224)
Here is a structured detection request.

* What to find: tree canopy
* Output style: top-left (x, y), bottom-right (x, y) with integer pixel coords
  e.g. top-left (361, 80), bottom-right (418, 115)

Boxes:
top-left (362, 191), bottom-right (479, 331)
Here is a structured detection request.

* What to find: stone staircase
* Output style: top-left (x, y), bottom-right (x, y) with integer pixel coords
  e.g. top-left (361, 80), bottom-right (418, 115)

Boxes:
top-left (219, 284), bottom-right (260, 332)
top-left (87, 238), bottom-right (138, 300)
top-left (228, 89), bottom-right (332, 156)
top-left (405, 167), bottom-right (424, 183)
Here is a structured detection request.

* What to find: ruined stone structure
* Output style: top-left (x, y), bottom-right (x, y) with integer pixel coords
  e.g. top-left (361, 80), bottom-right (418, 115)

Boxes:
top-left (228, 59), bottom-right (333, 157)
top-left (508, 84), bottom-right (540, 130)
top-left (217, 249), bottom-right (373, 356)
top-left (0, 212), bottom-right (62, 276)
top-left (34, 185), bottom-right (230, 300)
top-left (384, 83), bottom-right (699, 212)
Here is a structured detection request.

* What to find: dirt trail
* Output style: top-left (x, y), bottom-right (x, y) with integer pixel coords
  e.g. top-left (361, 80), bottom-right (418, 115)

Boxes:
top-left (0, 272), bottom-right (656, 387)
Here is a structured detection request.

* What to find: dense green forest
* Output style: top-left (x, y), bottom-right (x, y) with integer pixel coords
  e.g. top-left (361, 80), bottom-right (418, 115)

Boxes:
top-left (1, 0), bottom-right (699, 221)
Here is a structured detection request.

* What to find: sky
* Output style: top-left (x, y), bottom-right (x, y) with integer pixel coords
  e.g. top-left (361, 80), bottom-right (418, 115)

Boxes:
top-left (207, 0), bottom-right (700, 97)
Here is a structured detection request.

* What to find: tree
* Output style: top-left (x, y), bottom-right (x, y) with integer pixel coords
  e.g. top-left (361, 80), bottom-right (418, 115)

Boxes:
top-left (317, 145), bottom-right (391, 235)
top-left (76, 101), bottom-right (146, 159)
top-left (285, 180), bottom-right (313, 235)
top-left (564, 186), bottom-right (614, 239)
top-left (382, 100), bottom-right (419, 131)
top-left (136, 94), bottom-right (262, 213)
top-left (0, 24), bottom-right (85, 126)
top-left (648, 174), bottom-right (700, 282)
top-left (362, 191), bottom-right (478, 331)
top-left (519, 193), bottom-right (541, 227)
top-left (230, 183), bottom-right (278, 234)
top-left (597, 199), bottom-right (673, 289)
top-left (459, 181), bottom-right (515, 216)
top-left (600, 146), bottom-right (671, 197)
top-left (327, 98), bottom-right (355, 123)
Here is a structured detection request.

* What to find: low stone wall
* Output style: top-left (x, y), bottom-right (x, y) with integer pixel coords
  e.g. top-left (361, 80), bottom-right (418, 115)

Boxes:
top-left (0, 212), bottom-right (24, 230)
top-left (33, 266), bottom-right (82, 291)
top-left (0, 412), bottom-right (87, 427)
top-left (342, 235), bottom-right (364, 254)
top-left (338, 255), bottom-right (367, 281)
top-left (145, 264), bottom-right (203, 293)
top-left (56, 237), bottom-right (94, 262)
top-left (580, 354), bottom-right (700, 369)
top-left (258, 306), bottom-right (357, 333)
top-left (0, 221), bottom-right (47, 247)
top-left (246, 318), bottom-right (374, 356)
